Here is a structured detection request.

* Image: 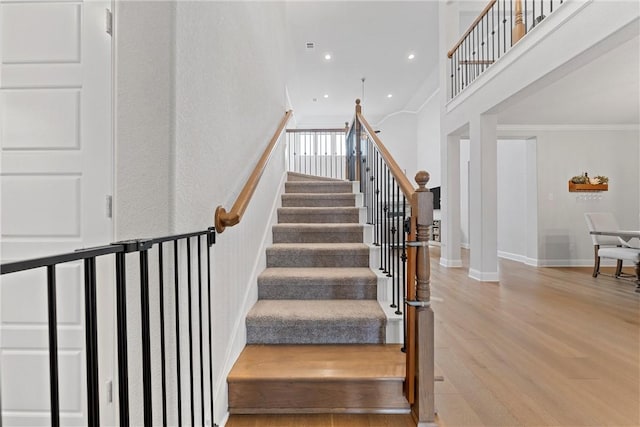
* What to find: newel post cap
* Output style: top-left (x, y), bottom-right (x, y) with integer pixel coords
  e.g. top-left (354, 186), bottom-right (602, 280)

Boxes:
top-left (415, 170), bottom-right (430, 191)
top-left (355, 99), bottom-right (362, 114)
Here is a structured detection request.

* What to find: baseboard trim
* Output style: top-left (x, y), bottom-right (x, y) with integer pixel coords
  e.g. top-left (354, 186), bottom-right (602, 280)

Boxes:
top-left (440, 257), bottom-right (463, 268)
top-left (468, 268), bottom-right (499, 282)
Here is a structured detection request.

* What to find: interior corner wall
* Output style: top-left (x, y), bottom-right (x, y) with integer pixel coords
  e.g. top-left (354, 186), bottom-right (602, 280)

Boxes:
top-left (173, 2), bottom-right (288, 424)
top-left (497, 140), bottom-right (528, 261)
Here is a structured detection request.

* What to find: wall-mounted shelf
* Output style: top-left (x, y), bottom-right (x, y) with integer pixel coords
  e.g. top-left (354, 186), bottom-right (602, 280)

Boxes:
top-left (568, 181), bottom-right (608, 192)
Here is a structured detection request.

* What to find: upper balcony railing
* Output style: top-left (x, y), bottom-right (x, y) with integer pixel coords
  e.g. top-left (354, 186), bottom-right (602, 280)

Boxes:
top-left (448, 0), bottom-right (565, 98)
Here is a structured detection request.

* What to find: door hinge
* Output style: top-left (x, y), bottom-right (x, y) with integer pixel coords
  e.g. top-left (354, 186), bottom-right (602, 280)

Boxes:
top-left (106, 195), bottom-right (113, 218)
top-left (106, 380), bottom-right (113, 403)
top-left (105, 9), bottom-right (113, 36)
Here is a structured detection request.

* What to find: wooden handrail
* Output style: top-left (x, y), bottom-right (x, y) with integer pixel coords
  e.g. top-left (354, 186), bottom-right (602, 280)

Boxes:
top-left (356, 105), bottom-right (415, 201)
top-left (447, 0), bottom-right (497, 58)
top-left (215, 110), bottom-right (293, 233)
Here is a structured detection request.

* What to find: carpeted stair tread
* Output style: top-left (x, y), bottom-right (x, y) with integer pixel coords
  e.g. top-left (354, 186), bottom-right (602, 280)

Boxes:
top-left (273, 223), bottom-right (363, 243)
top-left (281, 193), bottom-right (356, 207)
top-left (278, 207), bottom-right (359, 224)
top-left (246, 300), bottom-right (386, 344)
top-left (258, 267), bottom-right (377, 300)
top-left (285, 181), bottom-right (354, 194)
top-left (266, 243), bottom-right (370, 268)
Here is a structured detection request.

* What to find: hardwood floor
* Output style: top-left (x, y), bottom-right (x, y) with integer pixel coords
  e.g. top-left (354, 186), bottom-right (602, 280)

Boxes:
top-left (227, 248), bottom-right (640, 427)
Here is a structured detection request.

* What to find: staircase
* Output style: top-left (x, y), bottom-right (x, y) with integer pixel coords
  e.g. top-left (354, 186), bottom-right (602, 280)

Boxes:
top-left (228, 172), bottom-right (409, 414)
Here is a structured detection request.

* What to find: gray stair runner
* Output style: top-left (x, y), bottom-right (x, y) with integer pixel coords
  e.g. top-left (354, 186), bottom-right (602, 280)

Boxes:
top-left (246, 173), bottom-right (385, 345)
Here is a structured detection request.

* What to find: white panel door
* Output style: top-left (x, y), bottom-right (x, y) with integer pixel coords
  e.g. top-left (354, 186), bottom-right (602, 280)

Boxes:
top-left (0, 0), bottom-right (113, 425)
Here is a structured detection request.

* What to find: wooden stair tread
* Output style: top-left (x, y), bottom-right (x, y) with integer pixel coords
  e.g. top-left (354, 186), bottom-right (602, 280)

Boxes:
top-left (228, 344), bottom-right (405, 381)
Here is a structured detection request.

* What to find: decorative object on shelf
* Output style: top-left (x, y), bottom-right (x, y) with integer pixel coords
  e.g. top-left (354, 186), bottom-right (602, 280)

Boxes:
top-left (568, 172), bottom-right (609, 192)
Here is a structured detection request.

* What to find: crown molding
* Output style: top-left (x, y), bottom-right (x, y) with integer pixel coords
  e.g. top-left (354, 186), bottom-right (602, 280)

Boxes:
top-left (497, 124), bottom-right (640, 132)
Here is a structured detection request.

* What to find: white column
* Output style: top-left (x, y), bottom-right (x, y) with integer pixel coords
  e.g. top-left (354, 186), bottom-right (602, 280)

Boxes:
top-left (441, 133), bottom-right (462, 267)
top-left (468, 114), bottom-right (499, 281)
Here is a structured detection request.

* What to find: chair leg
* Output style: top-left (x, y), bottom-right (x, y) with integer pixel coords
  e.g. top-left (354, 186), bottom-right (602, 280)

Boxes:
top-left (592, 246), bottom-right (600, 278)
top-left (615, 260), bottom-right (623, 278)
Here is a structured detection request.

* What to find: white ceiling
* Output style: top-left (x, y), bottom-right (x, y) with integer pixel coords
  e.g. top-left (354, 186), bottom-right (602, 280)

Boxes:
top-left (284, 1), bottom-right (440, 126)
top-left (284, 2), bottom-right (639, 128)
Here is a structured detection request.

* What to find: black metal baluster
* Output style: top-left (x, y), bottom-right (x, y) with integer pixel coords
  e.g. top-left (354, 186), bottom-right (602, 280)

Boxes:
top-left (197, 237), bottom-right (205, 426)
top-left (510, 0), bottom-right (513, 46)
top-left (84, 258), bottom-right (100, 427)
top-left (533, 0), bottom-right (536, 27)
top-left (390, 178), bottom-right (397, 308)
top-left (158, 244), bottom-right (168, 427)
top-left (139, 248), bottom-right (153, 427)
top-left (115, 252), bottom-right (130, 427)
top-left (385, 168), bottom-right (391, 277)
top-left (206, 229), bottom-right (215, 426)
top-left (173, 241), bottom-right (182, 427)
top-left (497, 0), bottom-right (501, 58)
top-left (46, 265), bottom-right (60, 427)
top-left (492, 5), bottom-right (496, 62)
top-left (395, 183), bottom-right (402, 315)
top-left (186, 238), bottom-right (195, 427)
top-left (503, 0), bottom-right (507, 53)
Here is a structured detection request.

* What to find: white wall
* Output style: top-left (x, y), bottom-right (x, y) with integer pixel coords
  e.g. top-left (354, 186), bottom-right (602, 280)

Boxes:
top-left (173, 2), bottom-right (288, 425)
top-left (416, 90), bottom-right (441, 188)
top-left (374, 112), bottom-right (417, 181)
top-left (527, 128), bottom-right (639, 266)
top-left (114, 1), bottom-right (288, 425)
top-left (497, 140), bottom-right (528, 261)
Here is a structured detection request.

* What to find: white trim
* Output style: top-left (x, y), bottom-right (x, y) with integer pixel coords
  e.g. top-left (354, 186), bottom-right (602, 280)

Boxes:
top-left (498, 124), bottom-right (640, 132)
top-left (213, 171), bottom-right (288, 425)
top-left (460, 242), bottom-right (470, 249)
top-left (468, 268), bottom-right (499, 282)
top-left (498, 250), bottom-right (528, 264)
top-left (440, 257), bottom-right (463, 268)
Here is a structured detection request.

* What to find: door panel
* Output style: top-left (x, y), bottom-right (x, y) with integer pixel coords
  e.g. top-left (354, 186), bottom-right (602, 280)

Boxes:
top-left (0, 0), bottom-right (113, 425)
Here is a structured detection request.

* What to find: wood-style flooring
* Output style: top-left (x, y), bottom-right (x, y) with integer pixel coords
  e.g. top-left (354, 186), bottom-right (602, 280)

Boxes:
top-left (226, 248), bottom-right (640, 427)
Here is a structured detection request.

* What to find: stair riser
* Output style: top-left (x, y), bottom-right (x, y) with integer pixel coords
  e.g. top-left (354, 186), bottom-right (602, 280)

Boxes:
top-left (281, 195), bottom-right (355, 207)
top-left (273, 230), bottom-right (362, 243)
top-left (246, 323), bottom-right (385, 345)
top-left (228, 379), bottom-right (409, 414)
top-left (258, 283), bottom-right (376, 300)
top-left (266, 251), bottom-right (369, 268)
top-left (285, 182), bottom-right (354, 194)
top-left (277, 211), bottom-right (359, 224)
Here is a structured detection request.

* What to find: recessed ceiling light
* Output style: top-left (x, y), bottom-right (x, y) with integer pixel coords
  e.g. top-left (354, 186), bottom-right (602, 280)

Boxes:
top-left (324, 53), bottom-right (332, 60)
top-left (408, 53), bottom-right (416, 60)
top-left (324, 94), bottom-right (329, 98)
top-left (387, 94), bottom-right (393, 98)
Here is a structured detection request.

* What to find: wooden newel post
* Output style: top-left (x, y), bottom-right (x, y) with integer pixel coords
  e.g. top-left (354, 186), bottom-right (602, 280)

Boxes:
top-left (412, 170), bottom-right (436, 426)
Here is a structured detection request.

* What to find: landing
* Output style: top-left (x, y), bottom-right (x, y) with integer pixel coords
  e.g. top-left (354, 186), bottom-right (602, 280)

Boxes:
top-left (229, 344), bottom-right (405, 381)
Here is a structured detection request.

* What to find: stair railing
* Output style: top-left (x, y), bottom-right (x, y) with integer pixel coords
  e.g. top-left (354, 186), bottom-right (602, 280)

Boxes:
top-left (285, 126), bottom-right (349, 179)
top-left (215, 110), bottom-right (293, 233)
top-left (348, 99), bottom-right (435, 424)
top-left (0, 229), bottom-right (218, 427)
top-left (448, 0), bottom-right (565, 98)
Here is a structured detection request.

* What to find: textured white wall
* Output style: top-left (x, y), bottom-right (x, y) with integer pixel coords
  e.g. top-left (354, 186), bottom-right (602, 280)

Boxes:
top-left (114, 3), bottom-right (176, 426)
top-left (114, 1), bottom-right (287, 425)
top-left (173, 2), bottom-right (287, 424)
